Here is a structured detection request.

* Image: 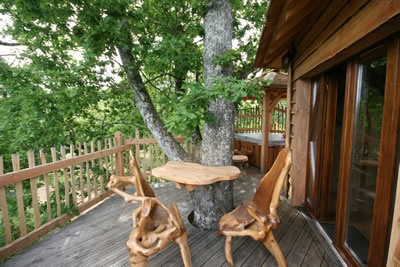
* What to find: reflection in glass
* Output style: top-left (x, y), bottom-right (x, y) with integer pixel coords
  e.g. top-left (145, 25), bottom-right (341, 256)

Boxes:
top-left (345, 55), bottom-right (387, 264)
top-left (328, 66), bottom-right (346, 220)
top-left (307, 79), bottom-right (320, 206)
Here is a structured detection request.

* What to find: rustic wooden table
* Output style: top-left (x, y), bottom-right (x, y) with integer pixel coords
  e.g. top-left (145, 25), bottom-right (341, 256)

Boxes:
top-left (152, 161), bottom-right (240, 230)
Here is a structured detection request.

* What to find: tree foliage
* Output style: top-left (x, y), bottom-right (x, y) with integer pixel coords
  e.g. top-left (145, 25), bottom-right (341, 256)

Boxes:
top-left (0, 0), bottom-right (269, 164)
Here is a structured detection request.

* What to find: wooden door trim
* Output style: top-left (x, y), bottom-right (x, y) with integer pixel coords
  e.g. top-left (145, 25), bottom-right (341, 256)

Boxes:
top-left (305, 77), bottom-right (326, 216)
top-left (334, 60), bottom-right (360, 266)
top-left (318, 73), bottom-right (339, 220)
top-left (368, 37), bottom-right (400, 267)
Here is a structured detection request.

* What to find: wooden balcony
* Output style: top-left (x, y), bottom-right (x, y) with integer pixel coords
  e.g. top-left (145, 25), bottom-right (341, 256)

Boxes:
top-left (2, 168), bottom-right (343, 267)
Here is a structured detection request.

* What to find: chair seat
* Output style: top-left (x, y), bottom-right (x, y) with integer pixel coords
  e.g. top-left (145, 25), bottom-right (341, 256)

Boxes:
top-left (219, 201), bottom-right (265, 233)
top-left (144, 202), bottom-right (184, 231)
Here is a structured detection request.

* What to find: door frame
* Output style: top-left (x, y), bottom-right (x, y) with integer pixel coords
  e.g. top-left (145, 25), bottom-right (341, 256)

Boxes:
top-left (334, 38), bottom-right (400, 266)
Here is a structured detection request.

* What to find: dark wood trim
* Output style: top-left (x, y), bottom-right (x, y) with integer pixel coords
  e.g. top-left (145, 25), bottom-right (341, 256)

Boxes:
top-left (368, 37), bottom-right (400, 267)
top-left (334, 60), bottom-right (360, 267)
top-left (318, 73), bottom-right (339, 220)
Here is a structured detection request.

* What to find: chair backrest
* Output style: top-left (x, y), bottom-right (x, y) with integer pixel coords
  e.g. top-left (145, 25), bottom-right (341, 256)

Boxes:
top-left (129, 150), bottom-right (155, 198)
top-left (253, 148), bottom-right (292, 215)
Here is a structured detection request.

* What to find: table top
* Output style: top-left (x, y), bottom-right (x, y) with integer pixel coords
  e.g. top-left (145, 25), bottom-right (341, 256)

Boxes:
top-left (232, 155), bottom-right (248, 162)
top-left (152, 161), bottom-right (240, 188)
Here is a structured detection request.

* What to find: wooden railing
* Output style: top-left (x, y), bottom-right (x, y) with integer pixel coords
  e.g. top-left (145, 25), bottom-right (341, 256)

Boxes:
top-left (271, 102), bottom-right (286, 134)
top-left (0, 131), bottom-right (187, 260)
top-left (235, 103), bottom-right (286, 134)
top-left (235, 106), bottom-right (262, 133)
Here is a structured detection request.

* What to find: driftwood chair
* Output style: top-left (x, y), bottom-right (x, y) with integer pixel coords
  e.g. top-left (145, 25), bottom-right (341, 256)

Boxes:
top-left (219, 148), bottom-right (292, 267)
top-left (107, 151), bottom-right (192, 267)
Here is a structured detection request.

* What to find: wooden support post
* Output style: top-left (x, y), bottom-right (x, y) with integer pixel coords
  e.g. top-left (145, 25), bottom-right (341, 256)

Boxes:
top-left (60, 146), bottom-right (70, 208)
top-left (27, 151), bottom-right (41, 229)
top-left (261, 93), bottom-right (272, 173)
top-left (77, 144), bottom-right (85, 204)
top-left (97, 141), bottom-right (104, 193)
top-left (104, 139), bottom-right (109, 181)
top-left (285, 65), bottom-right (293, 198)
top-left (115, 131), bottom-right (124, 176)
top-left (12, 154), bottom-right (27, 236)
top-left (291, 79), bottom-right (312, 206)
top-left (50, 148), bottom-right (62, 216)
top-left (83, 143), bottom-right (91, 201)
top-left (69, 144), bottom-right (78, 206)
top-left (108, 138), bottom-right (114, 175)
top-left (39, 150), bottom-right (52, 220)
top-left (91, 141), bottom-right (98, 197)
top-left (0, 156), bottom-right (12, 244)
top-left (135, 131), bottom-right (141, 172)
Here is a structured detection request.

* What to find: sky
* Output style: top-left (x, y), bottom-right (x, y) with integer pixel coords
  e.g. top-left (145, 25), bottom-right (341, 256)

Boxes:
top-left (0, 14), bottom-right (25, 65)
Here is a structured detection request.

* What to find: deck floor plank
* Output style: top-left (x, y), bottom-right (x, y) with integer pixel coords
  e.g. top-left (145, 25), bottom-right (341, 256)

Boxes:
top-left (262, 211), bottom-right (306, 266)
top-left (302, 238), bottom-right (325, 267)
top-left (284, 220), bottom-right (314, 267)
top-left (2, 168), bottom-right (343, 267)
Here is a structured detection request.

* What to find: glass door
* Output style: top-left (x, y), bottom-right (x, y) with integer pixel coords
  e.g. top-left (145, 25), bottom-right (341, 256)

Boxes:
top-left (335, 39), bottom-right (400, 266)
top-left (344, 54), bottom-right (387, 264)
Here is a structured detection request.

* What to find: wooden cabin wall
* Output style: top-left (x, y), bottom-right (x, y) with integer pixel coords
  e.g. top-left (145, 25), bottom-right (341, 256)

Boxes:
top-left (387, 164), bottom-right (400, 267)
top-left (286, 0), bottom-right (400, 207)
top-left (287, 79), bottom-right (311, 206)
top-left (292, 0), bottom-right (400, 81)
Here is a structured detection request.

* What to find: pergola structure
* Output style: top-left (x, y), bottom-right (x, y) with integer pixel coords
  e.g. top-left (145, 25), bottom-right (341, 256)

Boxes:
top-left (259, 71), bottom-right (287, 173)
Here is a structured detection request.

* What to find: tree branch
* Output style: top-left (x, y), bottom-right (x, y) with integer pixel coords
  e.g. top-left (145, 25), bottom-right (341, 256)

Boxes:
top-left (139, 70), bottom-right (172, 100)
top-left (0, 41), bottom-right (21, 46)
top-left (117, 18), bottom-right (190, 162)
top-left (143, 72), bottom-right (178, 84)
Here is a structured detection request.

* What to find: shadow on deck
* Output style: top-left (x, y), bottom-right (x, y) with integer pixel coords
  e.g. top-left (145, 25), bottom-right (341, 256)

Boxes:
top-left (2, 167), bottom-right (343, 267)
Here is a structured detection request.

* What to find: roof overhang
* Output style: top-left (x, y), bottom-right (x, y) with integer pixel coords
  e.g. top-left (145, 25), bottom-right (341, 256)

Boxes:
top-left (259, 71), bottom-right (287, 90)
top-left (254, 0), bottom-right (322, 69)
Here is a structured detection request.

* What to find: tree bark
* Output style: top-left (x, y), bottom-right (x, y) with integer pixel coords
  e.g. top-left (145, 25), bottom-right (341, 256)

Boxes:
top-left (117, 21), bottom-right (190, 162)
top-left (191, 0), bottom-right (235, 230)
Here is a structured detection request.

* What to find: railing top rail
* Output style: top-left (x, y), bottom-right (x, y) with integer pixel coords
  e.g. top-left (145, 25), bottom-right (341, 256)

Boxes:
top-left (0, 144), bottom-right (131, 187)
top-left (125, 137), bottom-right (186, 145)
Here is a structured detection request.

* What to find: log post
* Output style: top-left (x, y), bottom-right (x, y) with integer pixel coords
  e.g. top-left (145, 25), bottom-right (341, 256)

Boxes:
top-left (261, 93), bottom-right (272, 173)
top-left (115, 131), bottom-right (124, 176)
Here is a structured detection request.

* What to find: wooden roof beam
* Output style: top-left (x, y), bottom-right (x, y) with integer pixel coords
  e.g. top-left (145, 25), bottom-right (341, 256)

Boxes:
top-left (255, 0), bottom-right (289, 68)
top-left (262, 0), bottom-right (329, 68)
top-left (275, 0), bottom-right (319, 41)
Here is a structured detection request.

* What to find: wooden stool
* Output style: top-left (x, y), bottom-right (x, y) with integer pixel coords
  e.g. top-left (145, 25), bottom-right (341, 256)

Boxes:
top-left (233, 155), bottom-right (248, 169)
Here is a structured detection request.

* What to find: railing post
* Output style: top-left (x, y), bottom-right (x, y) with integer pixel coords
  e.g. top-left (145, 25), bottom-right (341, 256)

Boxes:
top-left (115, 131), bottom-right (124, 176)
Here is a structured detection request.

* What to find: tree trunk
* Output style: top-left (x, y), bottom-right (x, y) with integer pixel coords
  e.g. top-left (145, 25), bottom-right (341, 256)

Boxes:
top-left (117, 25), bottom-right (190, 162)
top-left (191, 0), bottom-right (235, 230)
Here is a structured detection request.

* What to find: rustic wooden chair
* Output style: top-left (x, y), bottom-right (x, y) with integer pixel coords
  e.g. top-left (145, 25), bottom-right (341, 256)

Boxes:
top-left (107, 151), bottom-right (192, 267)
top-left (219, 147), bottom-right (292, 267)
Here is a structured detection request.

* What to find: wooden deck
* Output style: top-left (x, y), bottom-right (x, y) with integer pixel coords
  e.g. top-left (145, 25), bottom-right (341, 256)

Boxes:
top-left (2, 168), bottom-right (343, 267)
